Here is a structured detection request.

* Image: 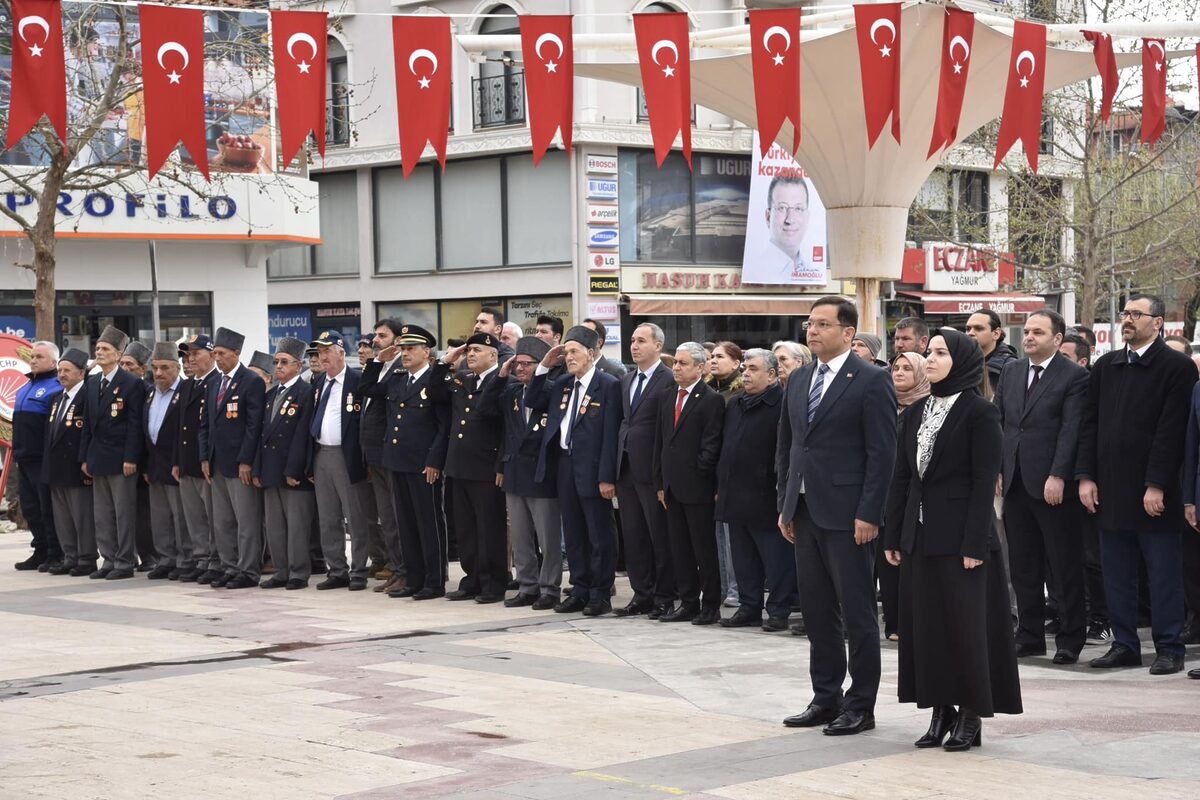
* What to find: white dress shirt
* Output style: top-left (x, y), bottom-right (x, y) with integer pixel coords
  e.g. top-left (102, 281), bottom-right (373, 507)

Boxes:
top-left (673, 379), bottom-right (701, 415)
top-left (533, 364), bottom-right (596, 451)
top-left (630, 364), bottom-right (658, 405)
top-left (809, 348), bottom-right (852, 405)
top-left (317, 367), bottom-right (346, 446)
top-left (1027, 354), bottom-right (1055, 389)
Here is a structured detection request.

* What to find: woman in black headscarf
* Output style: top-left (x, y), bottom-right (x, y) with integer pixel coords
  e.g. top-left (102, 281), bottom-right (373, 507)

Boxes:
top-left (885, 327), bottom-right (1022, 751)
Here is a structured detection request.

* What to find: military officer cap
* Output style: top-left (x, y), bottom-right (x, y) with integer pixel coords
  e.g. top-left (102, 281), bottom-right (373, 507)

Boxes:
top-left (515, 336), bottom-right (550, 361)
top-left (358, 333), bottom-right (375, 348)
top-left (275, 337), bottom-right (307, 362)
top-left (151, 342), bottom-right (180, 362)
top-left (396, 324), bottom-right (436, 348)
top-left (213, 327), bottom-right (246, 352)
top-left (123, 340), bottom-right (152, 365)
top-left (60, 348), bottom-right (89, 371)
top-left (466, 332), bottom-right (499, 350)
top-left (180, 333), bottom-right (214, 356)
top-left (97, 324), bottom-right (130, 353)
top-left (249, 351), bottom-right (274, 374)
top-left (564, 325), bottom-right (600, 351)
top-left (310, 330), bottom-right (345, 349)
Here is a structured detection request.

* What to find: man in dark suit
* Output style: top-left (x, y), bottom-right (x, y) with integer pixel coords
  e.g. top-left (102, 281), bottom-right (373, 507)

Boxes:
top-left (360, 319), bottom-right (405, 593)
top-left (431, 333), bottom-right (508, 603)
top-left (615, 322), bottom-right (676, 618)
top-left (717, 349), bottom-right (797, 631)
top-left (308, 331), bottom-right (371, 591)
top-left (1079, 294), bottom-right (1196, 675)
top-left (254, 337), bottom-right (316, 590)
top-left (529, 325), bottom-right (622, 616)
top-left (582, 318), bottom-right (627, 378)
top-left (654, 342), bottom-right (725, 624)
top-left (43, 348), bottom-right (95, 576)
top-left (778, 296), bottom-right (896, 736)
top-left (173, 335), bottom-right (220, 583)
top-left (199, 327), bottom-right (266, 590)
top-left (995, 309), bottom-right (1090, 664)
top-left (143, 343), bottom-right (188, 580)
top-left (362, 325), bottom-right (450, 600)
top-left (80, 325), bottom-right (146, 580)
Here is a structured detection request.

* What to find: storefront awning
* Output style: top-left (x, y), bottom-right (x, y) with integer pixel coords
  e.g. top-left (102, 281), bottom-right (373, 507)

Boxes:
top-left (896, 292), bottom-right (1047, 315)
top-left (627, 295), bottom-right (820, 316)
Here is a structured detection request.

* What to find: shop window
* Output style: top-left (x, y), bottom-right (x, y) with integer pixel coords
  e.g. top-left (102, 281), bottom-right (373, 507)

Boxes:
top-left (907, 171), bottom-right (951, 245)
top-left (505, 295), bottom-right (572, 335)
top-left (376, 302), bottom-right (440, 343)
top-left (313, 171), bottom-right (359, 275)
top-left (441, 159), bottom-right (504, 269)
top-left (375, 164), bottom-right (438, 273)
top-left (506, 152), bottom-right (571, 265)
top-left (956, 170), bottom-right (990, 243)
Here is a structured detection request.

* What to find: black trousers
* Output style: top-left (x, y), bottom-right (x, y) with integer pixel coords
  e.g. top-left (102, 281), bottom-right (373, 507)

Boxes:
top-left (617, 469), bottom-right (675, 607)
top-left (390, 470), bottom-right (445, 590)
top-left (1101, 529), bottom-right (1185, 656)
top-left (557, 452), bottom-right (615, 604)
top-left (792, 498), bottom-right (880, 715)
top-left (135, 479), bottom-right (157, 565)
top-left (1004, 480), bottom-right (1087, 655)
top-left (1182, 528), bottom-right (1200, 628)
top-left (452, 477), bottom-right (508, 597)
top-left (1081, 513), bottom-right (1108, 623)
top-left (665, 491), bottom-right (720, 608)
top-left (728, 521), bottom-right (798, 618)
top-left (17, 460), bottom-right (61, 560)
top-left (875, 532), bottom-right (900, 636)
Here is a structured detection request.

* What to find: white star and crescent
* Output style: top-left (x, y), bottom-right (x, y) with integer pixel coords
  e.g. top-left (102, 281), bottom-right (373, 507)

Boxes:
top-left (870, 17), bottom-right (896, 58)
top-left (949, 34), bottom-right (970, 75)
top-left (535, 32), bottom-right (564, 74)
top-left (762, 25), bottom-right (791, 67)
top-left (17, 15), bottom-right (50, 57)
top-left (157, 41), bottom-right (190, 85)
top-left (1148, 40), bottom-right (1165, 72)
top-left (1015, 49), bottom-right (1036, 89)
top-left (286, 31), bottom-right (318, 75)
top-left (408, 48), bottom-right (439, 89)
top-left (650, 38), bottom-right (679, 78)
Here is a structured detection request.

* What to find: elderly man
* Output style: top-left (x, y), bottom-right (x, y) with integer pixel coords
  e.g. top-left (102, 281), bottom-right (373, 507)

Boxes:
top-left (717, 349), bottom-right (798, 631)
top-left (13, 341), bottom-right (64, 571)
top-left (173, 334), bottom-right (221, 583)
top-left (43, 348), bottom-right (95, 575)
top-left (120, 341), bottom-right (152, 381)
top-left (80, 325), bottom-right (145, 580)
top-left (582, 318), bottom-right (626, 378)
top-left (248, 351), bottom-right (275, 389)
top-left (255, 337), bottom-right (316, 590)
top-left (122, 338), bottom-right (157, 572)
top-left (199, 327), bottom-right (265, 590)
top-left (501, 321), bottom-right (523, 352)
top-left (143, 343), bottom-right (189, 580)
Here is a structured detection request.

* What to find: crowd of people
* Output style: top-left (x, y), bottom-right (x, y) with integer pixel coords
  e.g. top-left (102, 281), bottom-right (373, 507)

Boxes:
top-left (10, 295), bottom-right (1200, 750)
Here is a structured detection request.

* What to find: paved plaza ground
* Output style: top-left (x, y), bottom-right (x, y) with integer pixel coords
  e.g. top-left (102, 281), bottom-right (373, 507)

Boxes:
top-left (1, 534), bottom-right (1199, 799)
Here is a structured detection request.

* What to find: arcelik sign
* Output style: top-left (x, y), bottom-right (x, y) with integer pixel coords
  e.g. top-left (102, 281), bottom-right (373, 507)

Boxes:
top-left (923, 242), bottom-right (1001, 292)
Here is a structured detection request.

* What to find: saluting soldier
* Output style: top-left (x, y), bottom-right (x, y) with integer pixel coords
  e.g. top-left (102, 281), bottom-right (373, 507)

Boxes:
top-left (80, 325), bottom-right (146, 580)
top-left (362, 325), bottom-right (450, 600)
top-left (199, 327), bottom-right (266, 589)
top-left (430, 332), bottom-right (507, 604)
top-left (143, 343), bottom-right (189, 580)
top-left (173, 335), bottom-right (220, 583)
top-left (43, 348), bottom-right (96, 576)
top-left (254, 337), bottom-right (316, 590)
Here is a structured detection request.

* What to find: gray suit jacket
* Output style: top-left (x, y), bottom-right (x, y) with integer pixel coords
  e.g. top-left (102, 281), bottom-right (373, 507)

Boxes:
top-left (994, 352), bottom-right (1089, 498)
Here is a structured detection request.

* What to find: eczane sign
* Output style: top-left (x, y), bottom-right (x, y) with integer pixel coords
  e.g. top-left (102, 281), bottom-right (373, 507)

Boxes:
top-left (923, 243), bottom-right (1001, 292)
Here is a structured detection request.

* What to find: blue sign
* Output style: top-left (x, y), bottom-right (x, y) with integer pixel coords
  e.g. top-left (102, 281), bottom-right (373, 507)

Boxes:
top-left (0, 315), bottom-right (35, 339)
top-left (268, 307), bottom-right (312, 350)
top-left (586, 179), bottom-right (618, 200)
top-left (588, 227), bottom-right (619, 248)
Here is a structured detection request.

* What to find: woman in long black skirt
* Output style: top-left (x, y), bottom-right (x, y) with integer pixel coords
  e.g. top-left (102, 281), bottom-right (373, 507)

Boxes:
top-left (884, 327), bottom-right (1022, 751)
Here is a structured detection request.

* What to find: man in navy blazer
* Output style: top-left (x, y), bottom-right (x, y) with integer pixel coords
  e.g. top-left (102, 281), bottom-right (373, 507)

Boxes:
top-left (778, 296), bottom-right (897, 736)
top-left (142, 343), bottom-right (189, 580)
top-left (80, 325), bottom-right (146, 580)
top-left (529, 325), bottom-right (622, 616)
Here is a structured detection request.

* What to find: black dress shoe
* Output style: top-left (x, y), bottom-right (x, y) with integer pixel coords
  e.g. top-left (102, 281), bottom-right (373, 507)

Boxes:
top-left (89, 568), bottom-right (112, 580)
top-left (311, 560), bottom-right (328, 575)
top-left (763, 615), bottom-right (789, 632)
top-left (317, 576), bottom-right (350, 590)
top-left (531, 594), bottom-right (558, 610)
top-left (105, 569), bottom-right (135, 580)
top-left (69, 562), bottom-right (96, 577)
top-left (445, 589), bottom-right (477, 601)
top-left (720, 608), bottom-right (761, 628)
top-left (389, 586), bottom-right (420, 598)
top-left (648, 603), bottom-right (673, 620)
top-left (1188, 667), bottom-right (1200, 679)
top-left (943, 709), bottom-right (982, 751)
top-left (47, 561), bottom-right (75, 575)
top-left (225, 575), bottom-right (256, 589)
top-left (147, 565), bottom-right (173, 580)
top-left (1089, 643), bottom-right (1143, 669)
top-left (412, 587), bottom-right (446, 601)
top-left (613, 601), bottom-right (652, 617)
top-left (135, 561), bottom-right (156, 573)
top-left (1149, 650), bottom-right (1185, 675)
top-left (348, 578), bottom-right (369, 591)
top-left (37, 561), bottom-right (52, 573)
top-left (195, 569), bottom-right (217, 585)
top-left (14, 555), bottom-right (45, 571)
top-left (692, 607), bottom-right (720, 625)
top-left (504, 593), bottom-right (538, 608)
top-left (583, 600), bottom-right (612, 617)
top-left (506, 578), bottom-right (520, 591)
top-left (1052, 649), bottom-right (1079, 665)
top-left (178, 568), bottom-right (202, 582)
top-left (167, 568), bottom-right (184, 581)
top-left (659, 603), bottom-right (699, 623)
top-left (260, 577), bottom-right (288, 589)
top-left (1181, 622), bottom-right (1200, 645)
top-left (211, 573), bottom-right (232, 588)
top-left (475, 594), bottom-right (504, 604)
top-left (285, 579), bottom-right (308, 590)
top-left (1015, 642), bottom-right (1047, 658)
top-left (823, 709), bottom-right (875, 736)
top-left (914, 706), bottom-right (958, 748)
top-left (783, 704), bottom-right (840, 728)
top-left (554, 595), bottom-right (588, 614)
top-left (790, 619), bottom-right (807, 636)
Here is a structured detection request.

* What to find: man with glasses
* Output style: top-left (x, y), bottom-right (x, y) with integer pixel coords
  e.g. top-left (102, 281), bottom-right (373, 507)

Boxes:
top-left (1079, 294), bottom-right (1196, 675)
top-left (745, 176), bottom-right (814, 285)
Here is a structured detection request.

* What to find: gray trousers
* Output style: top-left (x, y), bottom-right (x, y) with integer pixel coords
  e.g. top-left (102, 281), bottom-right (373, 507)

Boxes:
top-left (507, 493), bottom-right (563, 598)
top-left (314, 447), bottom-right (370, 580)
top-left (362, 466), bottom-right (402, 569)
top-left (93, 473), bottom-right (138, 571)
top-left (149, 482), bottom-right (190, 569)
top-left (263, 486), bottom-right (316, 582)
top-left (179, 475), bottom-right (214, 570)
top-left (52, 486), bottom-right (96, 565)
top-left (211, 473), bottom-right (262, 579)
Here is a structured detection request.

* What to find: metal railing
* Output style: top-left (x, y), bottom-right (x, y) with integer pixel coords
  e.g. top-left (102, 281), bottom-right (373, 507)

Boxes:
top-left (472, 70), bottom-right (526, 129)
top-left (328, 95), bottom-right (351, 147)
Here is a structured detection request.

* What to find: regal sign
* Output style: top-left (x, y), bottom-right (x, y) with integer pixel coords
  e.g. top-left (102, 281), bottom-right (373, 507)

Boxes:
top-left (924, 242), bottom-right (1001, 292)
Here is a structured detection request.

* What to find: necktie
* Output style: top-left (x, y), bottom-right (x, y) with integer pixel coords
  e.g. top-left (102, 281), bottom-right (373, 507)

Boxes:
top-left (674, 388), bottom-right (687, 427)
top-left (1128, 349), bottom-right (1140, 364)
top-left (565, 380), bottom-right (582, 450)
top-left (807, 364), bottom-right (830, 424)
top-left (271, 385), bottom-right (287, 418)
top-left (408, 373), bottom-right (416, 391)
top-left (1027, 365), bottom-right (1043, 396)
top-left (311, 378), bottom-right (334, 438)
top-left (217, 374), bottom-right (230, 406)
top-left (631, 372), bottom-right (647, 413)
top-left (100, 376), bottom-right (110, 395)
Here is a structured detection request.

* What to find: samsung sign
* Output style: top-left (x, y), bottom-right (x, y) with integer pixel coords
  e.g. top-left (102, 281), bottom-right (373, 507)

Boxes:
top-left (6, 191), bottom-right (237, 221)
top-left (588, 227), bottom-right (619, 248)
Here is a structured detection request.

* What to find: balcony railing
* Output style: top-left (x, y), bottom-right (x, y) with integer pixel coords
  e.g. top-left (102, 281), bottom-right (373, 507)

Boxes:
top-left (472, 70), bottom-right (526, 130)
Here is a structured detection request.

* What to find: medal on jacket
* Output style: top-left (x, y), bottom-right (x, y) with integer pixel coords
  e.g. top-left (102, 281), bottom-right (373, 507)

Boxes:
top-left (345, 391), bottom-right (355, 413)
top-left (579, 394), bottom-right (591, 415)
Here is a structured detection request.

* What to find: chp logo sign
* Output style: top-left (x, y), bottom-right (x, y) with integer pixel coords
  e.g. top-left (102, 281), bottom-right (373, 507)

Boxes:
top-left (0, 333), bottom-right (33, 423)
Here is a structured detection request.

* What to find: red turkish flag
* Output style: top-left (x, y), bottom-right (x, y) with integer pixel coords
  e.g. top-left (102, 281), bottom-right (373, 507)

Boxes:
top-left (927, 8), bottom-right (974, 158)
top-left (993, 20), bottom-right (1046, 173)
top-left (749, 9), bottom-right (801, 157)
top-left (854, 3), bottom-right (901, 148)
top-left (1082, 31), bottom-right (1117, 123)
top-left (1141, 38), bottom-right (1167, 145)
top-left (391, 16), bottom-right (452, 178)
top-left (271, 10), bottom-right (327, 171)
top-left (6, 0), bottom-right (68, 150)
top-left (140, 4), bottom-right (208, 180)
top-left (520, 15), bottom-right (573, 165)
top-left (633, 12), bottom-right (691, 168)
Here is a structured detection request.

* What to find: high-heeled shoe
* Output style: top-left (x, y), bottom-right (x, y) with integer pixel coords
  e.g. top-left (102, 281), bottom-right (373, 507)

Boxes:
top-left (943, 708), bottom-right (982, 751)
top-left (914, 705), bottom-right (958, 748)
